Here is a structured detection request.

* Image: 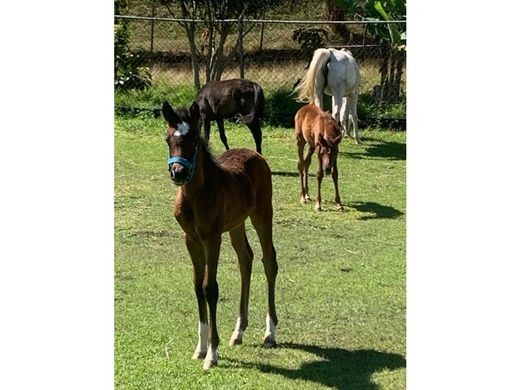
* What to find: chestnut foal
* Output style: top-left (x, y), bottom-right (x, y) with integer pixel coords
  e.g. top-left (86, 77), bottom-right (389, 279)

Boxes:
top-left (295, 104), bottom-right (343, 211)
top-left (162, 101), bottom-right (278, 370)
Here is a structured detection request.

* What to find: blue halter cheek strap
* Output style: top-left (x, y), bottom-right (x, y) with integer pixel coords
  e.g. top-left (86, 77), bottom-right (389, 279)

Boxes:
top-left (167, 147), bottom-right (198, 184)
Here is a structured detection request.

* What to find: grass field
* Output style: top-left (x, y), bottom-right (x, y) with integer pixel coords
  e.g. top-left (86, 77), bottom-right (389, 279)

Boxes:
top-left (115, 114), bottom-right (406, 389)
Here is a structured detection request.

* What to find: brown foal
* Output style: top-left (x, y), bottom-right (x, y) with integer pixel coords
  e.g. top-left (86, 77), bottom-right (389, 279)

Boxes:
top-left (162, 101), bottom-right (278, 370)
top-left (295, 104), bottom-right (343, 211)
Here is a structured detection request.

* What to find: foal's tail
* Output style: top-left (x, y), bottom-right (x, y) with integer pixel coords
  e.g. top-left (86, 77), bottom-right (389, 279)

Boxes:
top-left (243, 83), bottom-right (264, 125)
top-left (293, 48), bottom-right (331, 103)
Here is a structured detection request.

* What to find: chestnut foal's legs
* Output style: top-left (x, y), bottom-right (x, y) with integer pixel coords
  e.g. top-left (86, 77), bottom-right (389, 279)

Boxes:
top-left (228, 224), bottom-right (253, 346)
top-left (332, 163), bottom-right (344, 210)
top-left (200, 236), bottom-right (222, 369)
top-left (297, 137), bottom-right (314, 204)
top-left (185, 236), bottom-right (208, 360)
top-left (315, 155), bottom-right (325, 211)
top-left (186, 234), bottom-right (222, 369)
top-left (250, 208), bottom-right (278, 348)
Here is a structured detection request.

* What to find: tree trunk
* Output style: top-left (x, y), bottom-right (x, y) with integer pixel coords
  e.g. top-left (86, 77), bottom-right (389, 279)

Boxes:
top-left (325, 0), bottom-right (349, 41)
top-left (185, 23), bottom-right (201, 90)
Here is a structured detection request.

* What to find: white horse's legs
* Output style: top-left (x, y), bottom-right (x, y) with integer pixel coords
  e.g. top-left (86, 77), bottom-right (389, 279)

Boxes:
top-left (340, 96), bottom-right (349, 137)
top-left (331, 93), bottom-right (342, 126)
top-left (348, 91), bottom-right (361, 144)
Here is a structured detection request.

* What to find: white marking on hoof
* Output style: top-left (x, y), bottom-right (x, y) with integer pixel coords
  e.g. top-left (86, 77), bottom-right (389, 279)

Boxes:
top-left (263, 314), bottom-right (276, 348)
top-left (229, 317), bottom-right (244, 346)
top-left (336, 204), bottom-right (344, 211)
top-left (315, 203), bottom-right (322, 212)
top-left (203, 345), bottom-right (218, 369)
top-left (174, 121), bottom-right (190, 137)
top-left (192, 322), bottom-right (208, 360)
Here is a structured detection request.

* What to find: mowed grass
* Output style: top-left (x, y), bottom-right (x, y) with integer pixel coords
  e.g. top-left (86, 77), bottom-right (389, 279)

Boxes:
top-left (115, 114), bottom-right (406, 389)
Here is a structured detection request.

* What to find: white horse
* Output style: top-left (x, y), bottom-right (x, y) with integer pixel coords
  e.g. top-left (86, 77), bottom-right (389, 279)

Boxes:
top-left (294, 48), bottom-right (362, 144)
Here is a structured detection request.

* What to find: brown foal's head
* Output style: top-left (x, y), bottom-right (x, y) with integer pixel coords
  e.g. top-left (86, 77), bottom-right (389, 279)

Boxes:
top-left (162, 101), bottom-right (201, 186)
top-left (317, 117), bottom-right (342, 175)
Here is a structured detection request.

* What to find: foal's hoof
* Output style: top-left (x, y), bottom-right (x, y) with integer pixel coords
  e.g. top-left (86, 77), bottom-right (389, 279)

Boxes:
top-left (192, 350), bottom-right (207, 360)
top-left (203, 359), bottom-right (217, 370)
top-left (336, 204), bottom-right (344, 211)
top-left (229, 332), bottom-right (243, 347)
top-left (203, 356), bottom-right (218, 370)
top-left (263, 335), bottom-right (277, 349)
top-left (314, 204), bottom-right (322, 212)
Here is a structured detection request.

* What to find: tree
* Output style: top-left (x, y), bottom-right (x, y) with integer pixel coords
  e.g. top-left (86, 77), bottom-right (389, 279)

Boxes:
top-left (364, 0), bottom-right (406, 103)
top-left (160, 0), bottom-right (283, 89)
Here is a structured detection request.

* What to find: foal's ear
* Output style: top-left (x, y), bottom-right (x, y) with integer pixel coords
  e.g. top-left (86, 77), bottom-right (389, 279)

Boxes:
top-left (162, 101), bottom-right (180, 124)
top-left (189, 101), bottom-right (200, 120)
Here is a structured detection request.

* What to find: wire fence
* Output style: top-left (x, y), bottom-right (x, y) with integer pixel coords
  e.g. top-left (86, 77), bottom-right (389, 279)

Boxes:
top-left (115, 15), bottom-right (406, 127)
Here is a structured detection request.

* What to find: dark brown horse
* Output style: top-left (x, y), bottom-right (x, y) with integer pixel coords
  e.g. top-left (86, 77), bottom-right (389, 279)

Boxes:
top-left (196, 78), bottom-right (264, 154)
top-left (162, 100), bottom-right (278, 369)
top-left (295, 104), bottom-right (343, 211)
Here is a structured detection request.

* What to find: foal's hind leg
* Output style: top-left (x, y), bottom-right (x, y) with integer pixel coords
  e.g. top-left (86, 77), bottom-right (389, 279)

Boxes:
top-left (250, 207), bottom-right (278, 348)
top-left (228, 224), bottom-right (254, 346)
top-left (247, 119), bottom-right (262, 154)
top-left (216, 118), bottom-right (230, 150)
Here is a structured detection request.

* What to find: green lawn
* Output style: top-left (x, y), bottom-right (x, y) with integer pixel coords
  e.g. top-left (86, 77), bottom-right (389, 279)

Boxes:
top-left (115, 114), bottom-right (406, 389)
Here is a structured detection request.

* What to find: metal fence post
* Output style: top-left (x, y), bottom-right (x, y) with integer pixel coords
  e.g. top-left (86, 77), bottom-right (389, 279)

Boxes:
top-left (238, 16), bottom-right (245, 78)
top-left (150, 0), bottom-right (156, 52)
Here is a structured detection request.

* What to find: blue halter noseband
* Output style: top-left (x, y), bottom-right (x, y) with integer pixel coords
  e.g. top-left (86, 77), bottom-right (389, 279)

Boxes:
top-left (167, 146), bottom-right (198, 185)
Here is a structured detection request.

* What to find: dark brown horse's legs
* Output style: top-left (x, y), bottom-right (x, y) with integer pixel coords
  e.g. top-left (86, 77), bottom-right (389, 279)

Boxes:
top-left (216, 119), bottom-right (230, 150)
top-left (228, 224), bottom-right (253, 346)
top-left (185, 236), bottom-right (208, 360)
top-left (248, 120), bottom-right (262, 154)
top-left (202, 236), bottom-right (222, 369)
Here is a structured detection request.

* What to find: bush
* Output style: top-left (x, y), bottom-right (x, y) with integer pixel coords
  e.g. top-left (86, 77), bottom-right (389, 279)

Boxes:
top-left (114, 0), bottom-right (151, 91)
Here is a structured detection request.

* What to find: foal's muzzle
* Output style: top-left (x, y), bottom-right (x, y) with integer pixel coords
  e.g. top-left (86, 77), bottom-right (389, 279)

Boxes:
top-left (167, 152), bottom-right (197, 186)
top-left (170, 164), bottom-right (189, 186)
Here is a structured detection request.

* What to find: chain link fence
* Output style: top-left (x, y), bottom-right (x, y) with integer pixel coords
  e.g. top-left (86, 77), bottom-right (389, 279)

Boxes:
top-left (116, 15), bottom-right (406, 128)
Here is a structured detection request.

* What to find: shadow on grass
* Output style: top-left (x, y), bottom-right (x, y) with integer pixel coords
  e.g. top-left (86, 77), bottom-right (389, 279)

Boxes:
top-left (349, 201), bottom-right (404, 220)
top-left (228, 343), bottom-right (406, 389)
top-left (342, 137), bottom-right (406, 161)
top-left (271, 171), bottom-right (303, 178)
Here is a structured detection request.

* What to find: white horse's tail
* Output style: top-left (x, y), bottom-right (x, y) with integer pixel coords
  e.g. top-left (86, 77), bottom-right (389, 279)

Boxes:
top-left (294, 48), bottom-right (331, 103)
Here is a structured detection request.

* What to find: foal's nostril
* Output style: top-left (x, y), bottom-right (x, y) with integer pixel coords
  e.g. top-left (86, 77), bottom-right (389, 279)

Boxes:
top-left (325, 167), bottom-right (331, 175)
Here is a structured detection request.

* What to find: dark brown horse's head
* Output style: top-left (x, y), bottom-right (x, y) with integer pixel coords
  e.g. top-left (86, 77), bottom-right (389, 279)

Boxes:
top-left (162, 101), bottom-right (201, 186)
top-left (317, 116), bottom-right (342, 175)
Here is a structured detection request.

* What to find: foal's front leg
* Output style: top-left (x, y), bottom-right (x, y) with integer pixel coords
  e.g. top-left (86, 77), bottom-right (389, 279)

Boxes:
top-left (303, 146), bottom-right (315, 202)
top-left (185, 236), bottom-right (208, 360)
top-left (202, 236), bottom-right (222, 369)
top-left (332, 163), bottom-right (343, 211)
top-left (315, 156), bottom-right (324, 211)
top-left (296, 139), bottom-right (308, 204)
